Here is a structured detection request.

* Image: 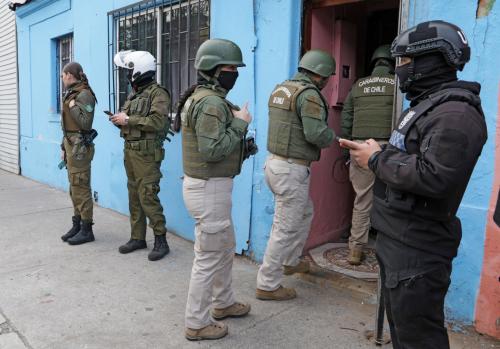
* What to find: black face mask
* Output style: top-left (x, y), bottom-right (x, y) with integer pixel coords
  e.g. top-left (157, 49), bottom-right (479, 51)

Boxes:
top-left (395, 65), bottom-right (410, 93)
top-left (218, 71), bottom-right (239, 91)
top-left (396, 54), bottom-right (458, 102)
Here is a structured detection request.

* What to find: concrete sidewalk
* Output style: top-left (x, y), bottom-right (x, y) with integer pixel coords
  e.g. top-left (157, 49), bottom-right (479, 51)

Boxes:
top-left (0, 171), bottom-right (497, 349)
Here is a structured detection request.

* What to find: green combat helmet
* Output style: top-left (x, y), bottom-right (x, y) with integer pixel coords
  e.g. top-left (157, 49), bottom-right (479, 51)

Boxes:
top-left (194, 38), bottom-right (245, 71)
top-left (299, 49), bottom-right (336, 77)
top-left (371, 44), bottom-right (394, 65)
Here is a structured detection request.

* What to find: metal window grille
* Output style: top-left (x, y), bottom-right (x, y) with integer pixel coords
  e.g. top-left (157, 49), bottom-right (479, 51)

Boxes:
top-left (108, 0), bottom-right (210, 112)
top-left (56, 34), bottom-right (74, 113)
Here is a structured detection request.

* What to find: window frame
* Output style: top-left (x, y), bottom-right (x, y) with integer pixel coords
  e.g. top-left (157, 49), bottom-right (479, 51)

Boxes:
top-left (56, 34), bottom-right (74, 113)
top-left (108, 0), bottom-right (210, 113)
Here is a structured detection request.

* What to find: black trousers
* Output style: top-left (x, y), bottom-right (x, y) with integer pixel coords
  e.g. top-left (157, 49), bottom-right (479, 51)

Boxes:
top-left (379, 261), bottom-right (452, 349)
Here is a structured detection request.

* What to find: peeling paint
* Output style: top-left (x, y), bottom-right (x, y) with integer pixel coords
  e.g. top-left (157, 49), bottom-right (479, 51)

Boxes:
top-left (477, 0), bottom-right (496, 17)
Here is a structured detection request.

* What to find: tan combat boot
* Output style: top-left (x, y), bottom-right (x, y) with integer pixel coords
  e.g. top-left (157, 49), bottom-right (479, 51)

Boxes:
top-left (211, 302), bottom-right (251, 320)
top-left (348, 247), bottom-right (364, 266)
top-left (185, 321), bottom-right (228, 341)
top-left (256, 285), bottom-right (297, 301)
top-left (283, 260), bottom-right (310, 275)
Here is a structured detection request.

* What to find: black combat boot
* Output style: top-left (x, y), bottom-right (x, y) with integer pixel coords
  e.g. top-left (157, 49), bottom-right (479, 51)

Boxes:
top-left (148, 234), bottom-right (170, 261)
top-left (68, 220), bottom-right (95, 245)
top-left (119, 239), bottom-right (147, 254)
top-left (61, 216), bottom-right (81, 242)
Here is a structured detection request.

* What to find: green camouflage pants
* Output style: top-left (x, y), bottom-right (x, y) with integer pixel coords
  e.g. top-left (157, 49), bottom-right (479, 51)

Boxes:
top-left (64, 137), bottom-right (94, 221)
top-left (124, 146), bottom-right (167, 240)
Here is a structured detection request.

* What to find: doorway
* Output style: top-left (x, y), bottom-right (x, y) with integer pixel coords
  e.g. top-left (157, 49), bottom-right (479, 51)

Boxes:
top-left (303, 0), bottom-right (400, 253)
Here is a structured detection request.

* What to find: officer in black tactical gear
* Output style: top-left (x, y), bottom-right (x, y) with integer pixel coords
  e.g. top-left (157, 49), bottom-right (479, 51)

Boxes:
top-left (340, 21), bottom-right (487, 348)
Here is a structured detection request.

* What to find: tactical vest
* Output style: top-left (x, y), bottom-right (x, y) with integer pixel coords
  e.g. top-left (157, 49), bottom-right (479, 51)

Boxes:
top-left (375, 87), bottom-right (485, 221)
top-left (267, 80), bottom-right (328, 161)
top-left (181, 87), bottom-right (244, 179)
top-left (120, 83), bottom-right (170, 141)
top-left (62, 83), bottom-right (91, 132)
top-left (350, 73), bottom-right (395, 139)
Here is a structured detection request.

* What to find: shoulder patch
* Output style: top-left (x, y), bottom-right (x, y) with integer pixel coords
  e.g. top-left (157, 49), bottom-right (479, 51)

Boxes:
top-left (197, 113), bottom-right (221, 140)
top-left (84, 104), bottom-right (94, 113)
top-left (200, 100), bottom-right (227, 122)
top-left (302, 93), bottom-right (324, 119)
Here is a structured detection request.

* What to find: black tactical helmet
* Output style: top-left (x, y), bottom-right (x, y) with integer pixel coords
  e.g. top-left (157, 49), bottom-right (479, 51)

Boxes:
top-left (391, 20), bottom-right (470, 71)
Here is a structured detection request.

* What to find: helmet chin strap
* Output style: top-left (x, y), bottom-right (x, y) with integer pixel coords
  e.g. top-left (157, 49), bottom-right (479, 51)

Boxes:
top-left (199, 66), bottom-right (223, 89)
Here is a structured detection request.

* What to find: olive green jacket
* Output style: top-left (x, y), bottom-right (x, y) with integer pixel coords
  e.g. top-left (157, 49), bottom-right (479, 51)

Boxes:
top-left (121, 81), bottom-right (171, 141)
top-left (294, 73), bottom-right (335, 149)
top-left (181, 84), bottom-right (247, 179)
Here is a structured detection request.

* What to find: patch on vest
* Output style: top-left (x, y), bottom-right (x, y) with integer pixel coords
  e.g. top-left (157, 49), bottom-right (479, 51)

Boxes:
top-left (358, 76), bottom-right (395, 87)
top-left (362, 85), bottom-right (387, 94)
top-left (398, 110), bottom-right (416, 129)
top-left (389, 130), bottom-right (406, 151)
top-left (269, 85), bottom-right (299, 110)
top-left (303, 94), bottom-right (323, 119)
top-left (84, 104), bottom-right (94, 113)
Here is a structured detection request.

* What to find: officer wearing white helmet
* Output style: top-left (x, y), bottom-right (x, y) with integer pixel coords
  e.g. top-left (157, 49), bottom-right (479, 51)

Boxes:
top-left (111, 50), bottom-right (172, 261)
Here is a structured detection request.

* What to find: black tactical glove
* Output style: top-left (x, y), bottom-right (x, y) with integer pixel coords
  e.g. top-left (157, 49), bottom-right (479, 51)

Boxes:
top-left (244, 137), bottom-right (258, 160)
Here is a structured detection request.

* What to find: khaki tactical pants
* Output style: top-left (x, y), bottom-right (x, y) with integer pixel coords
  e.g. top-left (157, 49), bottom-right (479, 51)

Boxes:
top-left (256, 156), bottom-right (313, 291)
top-left (348, 140), bottom-right (387, 249)
top-left (183, 176), bottom-right (236, 329)
top-left (348, 159), bottom-right (375, 249)
top-left (124, 147), bottom-right (167, 239)
top-left (64, 137), bottom-right (94, 221)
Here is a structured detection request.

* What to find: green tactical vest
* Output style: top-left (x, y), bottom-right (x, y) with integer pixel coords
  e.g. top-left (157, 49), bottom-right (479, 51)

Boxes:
top-left (181, 86), bottom-right (244, 180)
top-left (350, 70), bottom-right (395, 140)
top-left (267, 80), bottom-right (328, 161)
top-left (120, 82), bottom-right (170, 141)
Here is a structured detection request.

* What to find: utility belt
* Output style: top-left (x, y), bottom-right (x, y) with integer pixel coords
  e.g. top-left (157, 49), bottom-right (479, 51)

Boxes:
top-left (270, 154), bottom-right (311, 167)
top-left (124, 139), bottom-right (161, 152)
top-left (65, 129), bottom-right (98, 146)
top-left (373, 179), bottom-right (454, 221)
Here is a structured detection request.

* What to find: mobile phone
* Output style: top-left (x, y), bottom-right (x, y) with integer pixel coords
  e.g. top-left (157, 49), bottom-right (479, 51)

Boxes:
top-left (104, 110), bottom-right (114, 120)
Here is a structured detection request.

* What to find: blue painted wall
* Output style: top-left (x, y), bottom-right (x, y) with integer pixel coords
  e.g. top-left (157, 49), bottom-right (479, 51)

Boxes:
top-left (15, 0), bottom-right (499, 326)
top-left (408, 0), bottom-right (500, 325)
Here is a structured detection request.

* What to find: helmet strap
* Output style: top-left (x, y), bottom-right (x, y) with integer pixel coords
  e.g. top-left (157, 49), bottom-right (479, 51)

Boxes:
top-left (199, 67), bottom-right (223, 89)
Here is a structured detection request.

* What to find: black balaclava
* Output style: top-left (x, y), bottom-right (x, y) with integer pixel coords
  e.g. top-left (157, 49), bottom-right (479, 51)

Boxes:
top-left (395, 53), bottom-right (457, 102)
top-left (129, 70), bottom-right (155, 90)
top-left (218, 71), bottom-right (239, 91)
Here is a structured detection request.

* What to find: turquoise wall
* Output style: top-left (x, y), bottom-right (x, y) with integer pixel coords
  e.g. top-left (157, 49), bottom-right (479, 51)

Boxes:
top-left (408, 0), bottom-right (500, 325)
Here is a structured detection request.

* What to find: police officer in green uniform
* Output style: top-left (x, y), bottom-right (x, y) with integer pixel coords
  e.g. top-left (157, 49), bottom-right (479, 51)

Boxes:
top-left (341, 45), bottom-right (395, 265)
top-left (256, 50), bottom-right (336, 301)
top-left (112, 50), bottom-right (171, 261)
top-left (177, 39), bottom-right (254, 341)
top-left (60, 62), bottom-right (98, 245)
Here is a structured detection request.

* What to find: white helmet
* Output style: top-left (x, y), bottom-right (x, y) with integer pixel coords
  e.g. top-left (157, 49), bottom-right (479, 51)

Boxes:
top-left (113, 50), bottom-right (156, 82)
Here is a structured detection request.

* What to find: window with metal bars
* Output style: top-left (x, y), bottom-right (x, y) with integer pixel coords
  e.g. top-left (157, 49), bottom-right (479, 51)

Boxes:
top-left (108, 0), bottom-right (210, 112)
top-left (56, 34), bottom-right (74, 113)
